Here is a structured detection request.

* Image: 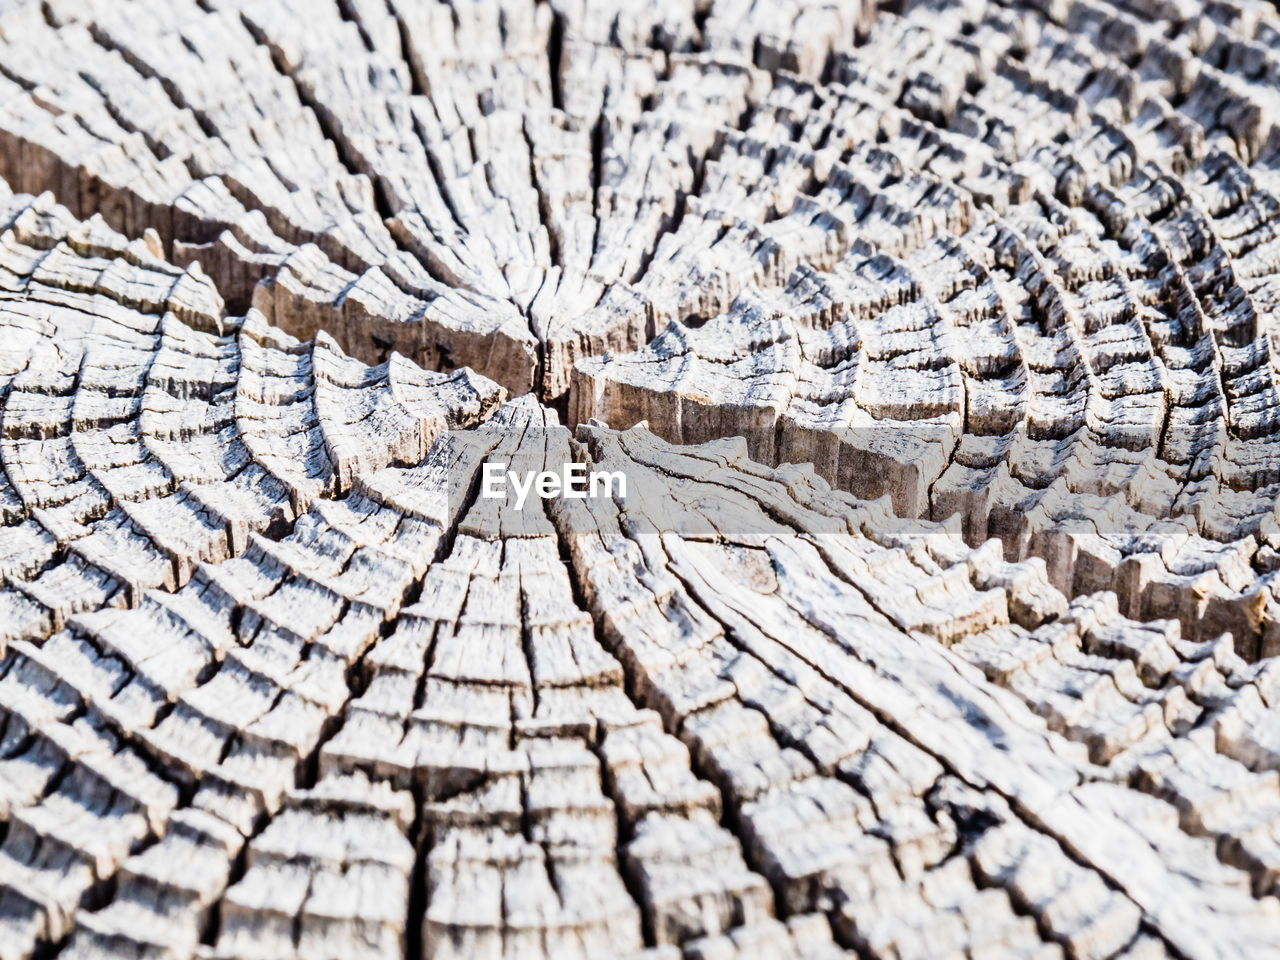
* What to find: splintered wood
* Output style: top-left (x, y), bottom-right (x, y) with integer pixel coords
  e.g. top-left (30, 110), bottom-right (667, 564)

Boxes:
top-left (1, 0), bottom-right (1280, 958)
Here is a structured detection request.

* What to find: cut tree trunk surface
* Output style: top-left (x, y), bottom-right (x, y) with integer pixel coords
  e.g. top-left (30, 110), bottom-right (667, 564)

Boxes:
top-left (0, 0), bottom-right (1279, 959)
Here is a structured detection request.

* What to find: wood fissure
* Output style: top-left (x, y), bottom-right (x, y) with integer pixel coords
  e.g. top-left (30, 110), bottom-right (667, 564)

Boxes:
top-left (2, 0), bottom-right (1280, 958)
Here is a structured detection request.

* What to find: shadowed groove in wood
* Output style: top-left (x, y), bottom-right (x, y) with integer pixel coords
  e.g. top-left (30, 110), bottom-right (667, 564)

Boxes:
top-left (0, 0), bottom-right (1279, 959)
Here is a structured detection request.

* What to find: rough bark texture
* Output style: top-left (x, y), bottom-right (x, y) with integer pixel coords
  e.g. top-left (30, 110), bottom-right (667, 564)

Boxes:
top-left (1, 0), bottom-right (1280, 959)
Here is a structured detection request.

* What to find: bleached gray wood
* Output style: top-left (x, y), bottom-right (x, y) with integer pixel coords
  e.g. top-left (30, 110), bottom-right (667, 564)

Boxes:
top-left (0, 0), bottom-right (1279, 958)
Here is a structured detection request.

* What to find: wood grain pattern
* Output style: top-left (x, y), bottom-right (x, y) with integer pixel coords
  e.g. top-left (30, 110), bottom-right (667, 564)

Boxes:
top-left (0, 0), bottom-right (1278, 958)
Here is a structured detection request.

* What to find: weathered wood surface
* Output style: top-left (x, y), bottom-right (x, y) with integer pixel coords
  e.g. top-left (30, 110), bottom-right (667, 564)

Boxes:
top-left (0, 0), bottom-right (1279, 958)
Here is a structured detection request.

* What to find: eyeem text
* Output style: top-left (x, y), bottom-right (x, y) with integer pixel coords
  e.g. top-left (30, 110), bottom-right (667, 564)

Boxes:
top-left (481, 462), bottom-right (627, 509)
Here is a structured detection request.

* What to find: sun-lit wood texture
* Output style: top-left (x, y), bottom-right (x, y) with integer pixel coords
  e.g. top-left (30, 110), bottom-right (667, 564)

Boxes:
top-left (1, 0), bottom-right (1280, 958)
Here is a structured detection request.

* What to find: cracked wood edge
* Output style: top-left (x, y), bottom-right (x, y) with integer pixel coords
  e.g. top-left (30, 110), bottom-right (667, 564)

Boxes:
top-left (1, 1), bottom-right (1280, 959)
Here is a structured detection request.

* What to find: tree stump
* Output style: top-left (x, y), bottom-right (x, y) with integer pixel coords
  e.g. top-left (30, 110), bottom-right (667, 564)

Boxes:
top-left (0, 0), bottom-right (1279, 959)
